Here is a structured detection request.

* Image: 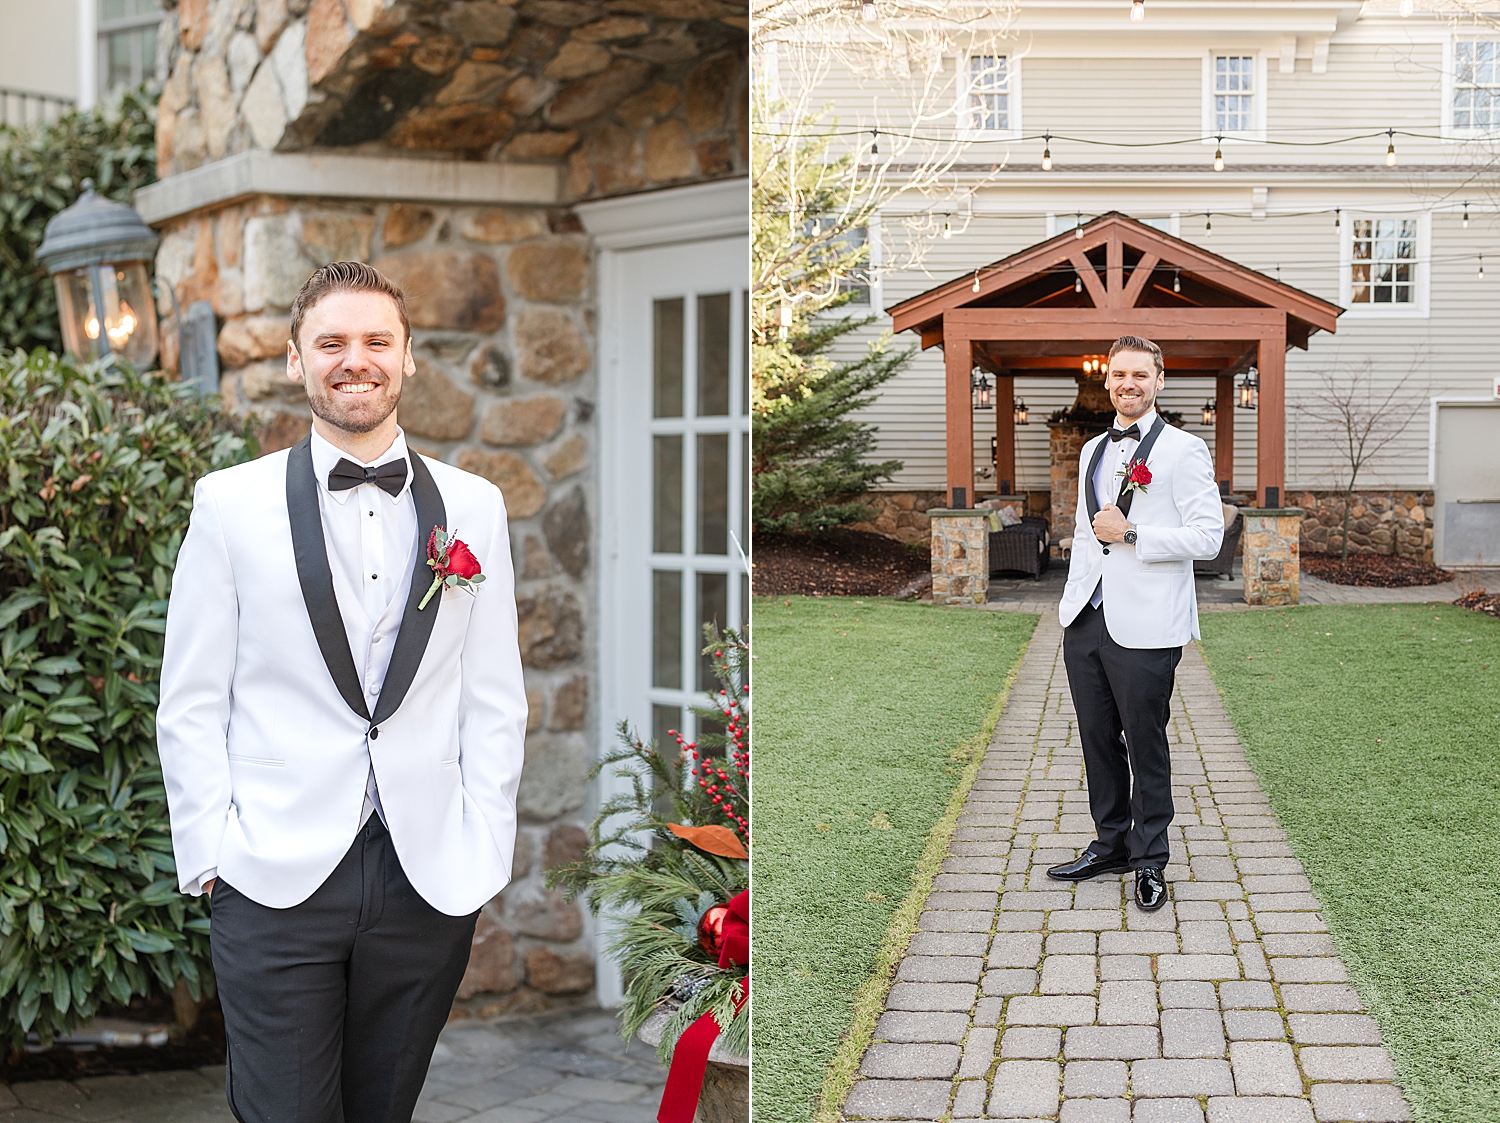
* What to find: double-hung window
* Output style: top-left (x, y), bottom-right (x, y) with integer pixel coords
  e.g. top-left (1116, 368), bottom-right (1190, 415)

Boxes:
top-left (966, 55), bottom-right (1011, 134)
top-left (99, 0), bottom-right (163, 95)
top-left (1341, 214), bottom-right (1429, 317)
top-left (1453, 39), bottom-right (1500, 132)
top-left (1213, 56), bottom-right (1254, 132)
top-left (1351, 218), bottom-right (1417, 305)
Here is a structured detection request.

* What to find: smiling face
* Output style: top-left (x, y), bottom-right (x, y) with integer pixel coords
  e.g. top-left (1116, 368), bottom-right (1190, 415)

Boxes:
top-left (286, 289), bottom-right (415, 437)
top-left (1105, 348), bottom-right (1165, 422)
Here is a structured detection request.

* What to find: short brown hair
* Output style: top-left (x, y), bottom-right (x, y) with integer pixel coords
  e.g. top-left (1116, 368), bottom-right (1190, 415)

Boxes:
top-left (289, 261), bottom-right (411, 350)
top-left (1108, 334), bottom-right (1164, 376)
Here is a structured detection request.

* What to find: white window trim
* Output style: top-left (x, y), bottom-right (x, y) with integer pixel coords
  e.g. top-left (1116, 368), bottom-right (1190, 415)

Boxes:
top-left (957, 53), bottom-right (1022, 141)
top-left (1338, 210), bottom-right (1431, 319)
top-left (1201, 50), bottom-right (1268, 144)
top-left (1441, 34), bottom-right (1500, 141)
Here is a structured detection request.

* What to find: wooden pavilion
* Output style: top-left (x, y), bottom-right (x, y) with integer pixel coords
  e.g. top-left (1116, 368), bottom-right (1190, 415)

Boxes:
top-left (887, 212), bottom-right (1343, 510)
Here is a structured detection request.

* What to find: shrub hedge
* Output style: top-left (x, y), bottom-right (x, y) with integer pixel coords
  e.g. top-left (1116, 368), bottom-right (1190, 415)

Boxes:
top-left (0, 349), bottom-right (255, 1047)
top-left (0, 87), bottom-right (158, 354)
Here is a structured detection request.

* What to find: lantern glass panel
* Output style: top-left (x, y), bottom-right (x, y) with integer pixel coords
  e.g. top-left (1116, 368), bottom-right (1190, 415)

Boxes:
top-left (53, 262), bottom-right (158, 368)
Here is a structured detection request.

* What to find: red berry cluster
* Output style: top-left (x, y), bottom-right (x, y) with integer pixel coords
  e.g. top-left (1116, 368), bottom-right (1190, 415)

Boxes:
top-left (667, 685), bottom-right (750, 843)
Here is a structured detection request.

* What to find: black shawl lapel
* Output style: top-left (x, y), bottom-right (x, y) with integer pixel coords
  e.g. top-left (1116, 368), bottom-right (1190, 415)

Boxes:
top-left (1084, 435), bottom-right (1109, 523)
top-left (286, 436), bottom-right (370, 722)
top-left (1115, 415), bottom-right (1167, 519)
top-left (370, 453), bottom-right (446, 727)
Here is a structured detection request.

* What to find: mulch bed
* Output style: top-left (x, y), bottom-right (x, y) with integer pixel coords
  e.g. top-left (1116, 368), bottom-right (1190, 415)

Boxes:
top-left (753, 530), bottom-right (929, 597)
top-left (1453, 589), bottom-right (1500, 619)
top-left (1301, 552), bottom-right (1452, 588)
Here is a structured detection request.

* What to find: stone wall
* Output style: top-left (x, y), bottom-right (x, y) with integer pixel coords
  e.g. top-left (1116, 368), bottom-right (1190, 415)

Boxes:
top-left (1294, 489), bottom-right (1433, 564)
top-left (929, 513), bottom-right (988, 606)
top-left (1242, 509), bottom-right (1304, 607)
top-left (154, 0), bottom-right (746, 202)
top-left (855, 491), bottom-right (1052, 545)
top-left (156, 191), bottom-right (600, 1012)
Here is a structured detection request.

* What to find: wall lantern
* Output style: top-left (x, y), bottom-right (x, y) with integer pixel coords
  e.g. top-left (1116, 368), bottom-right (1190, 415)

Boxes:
top-left (1238, 367), bottom-right (1259, 410)
top-left (971, 371), bottom-right (993, 410)
top-left (36, 179), bottom-right (160, 370)
top-left (1014, 398), bottom-right (1029, 425)
top-left (1201, 399), bottom-right (1217, 425)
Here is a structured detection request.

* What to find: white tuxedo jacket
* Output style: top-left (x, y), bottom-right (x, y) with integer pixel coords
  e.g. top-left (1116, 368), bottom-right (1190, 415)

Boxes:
top-left (1057, 420), bottom-right (1224, 648)
top-left (157, 437), bottom-right (527, 915)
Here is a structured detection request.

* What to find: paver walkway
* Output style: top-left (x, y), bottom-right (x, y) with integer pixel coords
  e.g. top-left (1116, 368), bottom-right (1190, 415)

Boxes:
top-left (0, 1007), bottom-right (666, 1123)
top-left (843, 611), bottom-right (1414, 1123)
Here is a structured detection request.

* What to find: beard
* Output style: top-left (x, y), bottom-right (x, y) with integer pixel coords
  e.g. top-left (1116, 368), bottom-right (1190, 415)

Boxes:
top-left (304, 371), bottom-right (402, 435)
top-left (1112, 389), bottom-right (1154, 418)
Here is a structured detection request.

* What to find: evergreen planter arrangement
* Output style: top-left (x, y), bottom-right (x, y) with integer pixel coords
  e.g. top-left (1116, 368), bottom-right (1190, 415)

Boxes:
top-left (549, 626), bottom-right (749, 1123)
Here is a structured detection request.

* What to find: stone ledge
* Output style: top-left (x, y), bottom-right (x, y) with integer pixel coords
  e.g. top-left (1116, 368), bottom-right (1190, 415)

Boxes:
top-left (136, 150), bottom-right (561, 225)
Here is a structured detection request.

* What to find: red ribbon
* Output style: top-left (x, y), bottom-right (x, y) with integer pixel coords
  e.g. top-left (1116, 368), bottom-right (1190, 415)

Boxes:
top-left (657, 890), bottom-right (749, 1123)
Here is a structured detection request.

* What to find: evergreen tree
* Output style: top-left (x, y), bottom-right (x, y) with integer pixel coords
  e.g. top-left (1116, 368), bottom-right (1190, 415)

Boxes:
top-left (750, 112), bottom-right (909, 534)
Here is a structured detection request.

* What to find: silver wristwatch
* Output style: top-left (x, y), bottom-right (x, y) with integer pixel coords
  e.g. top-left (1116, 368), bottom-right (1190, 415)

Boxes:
top-left (1123, 526), bottom-right (1138, 545)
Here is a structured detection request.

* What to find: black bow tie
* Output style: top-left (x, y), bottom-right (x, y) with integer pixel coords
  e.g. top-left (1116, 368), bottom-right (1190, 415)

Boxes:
top-left (1108, 424), bottom-right (1141, 443)
top-left (327, 457), bottom-right (408, 497)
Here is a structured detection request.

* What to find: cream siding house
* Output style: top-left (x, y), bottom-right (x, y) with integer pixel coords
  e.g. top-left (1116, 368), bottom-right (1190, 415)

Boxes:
top-left (776, 0), bottom-right (1500, 563)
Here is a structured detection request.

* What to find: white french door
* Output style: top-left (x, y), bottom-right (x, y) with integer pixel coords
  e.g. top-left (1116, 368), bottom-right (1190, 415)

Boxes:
top-left (585, 180), bottom-right (748, 1005)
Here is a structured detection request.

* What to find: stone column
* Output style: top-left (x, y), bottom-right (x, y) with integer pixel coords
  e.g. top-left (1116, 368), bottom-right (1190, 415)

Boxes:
top-left (1242, 508), bottom-right (1305, 606)
top-left (930, 511), bottom-right (989, 606)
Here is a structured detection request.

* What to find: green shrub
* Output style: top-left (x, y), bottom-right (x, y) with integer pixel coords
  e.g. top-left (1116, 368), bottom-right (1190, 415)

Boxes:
top-left (0, 348), bottom-right (255, 1047)
top-left (0, 87), bottom-right (158, 353)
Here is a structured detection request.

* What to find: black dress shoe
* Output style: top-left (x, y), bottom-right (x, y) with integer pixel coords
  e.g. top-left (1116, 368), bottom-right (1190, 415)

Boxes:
top-left (1047, 850), bottom-right (1131, 881)
top-left (1135, 867), bottom-right (1168, 911)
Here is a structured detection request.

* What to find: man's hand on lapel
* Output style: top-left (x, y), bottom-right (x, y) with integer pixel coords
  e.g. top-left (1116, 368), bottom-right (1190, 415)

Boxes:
top-left (1093, 504), bottom-right (1129, 544)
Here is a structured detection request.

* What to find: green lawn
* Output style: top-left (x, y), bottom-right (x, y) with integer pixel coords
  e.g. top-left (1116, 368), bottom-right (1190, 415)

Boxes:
top-left (751, 597), bottom-right (1036, 1123)
top-left (1199, 603), bottom-right (1500, 1123)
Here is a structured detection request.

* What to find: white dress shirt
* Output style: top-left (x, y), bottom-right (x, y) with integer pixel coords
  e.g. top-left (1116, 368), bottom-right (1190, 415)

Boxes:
top-left (1090, 408), bottom-right (1157, 608)
top-left (308, 427), bottom-right (419, 826)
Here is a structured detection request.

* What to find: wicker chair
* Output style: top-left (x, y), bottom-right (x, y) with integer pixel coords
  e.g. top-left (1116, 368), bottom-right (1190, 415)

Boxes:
top-left (1194, 505), bottom-right (1243, 578)
top-left (989, 517), bottom-right (1051, 579)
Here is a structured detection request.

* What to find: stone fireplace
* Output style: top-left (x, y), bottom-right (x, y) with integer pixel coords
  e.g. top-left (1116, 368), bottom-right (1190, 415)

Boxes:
top-left (1047, 373), bottom-right (1113, 550)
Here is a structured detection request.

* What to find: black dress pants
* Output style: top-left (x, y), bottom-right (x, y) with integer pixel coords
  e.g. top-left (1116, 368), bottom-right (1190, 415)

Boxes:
top-left (1062, 602), bottom-right (1183, 870)
top-left (209, 816), bottom-right (479, 1123)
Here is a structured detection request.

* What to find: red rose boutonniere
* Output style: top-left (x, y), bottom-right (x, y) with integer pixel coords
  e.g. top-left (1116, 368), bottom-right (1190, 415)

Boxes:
top-left (1121, 458), bottom-right (1152, 495)
top-left (418, 526), bottom-right (485, 610)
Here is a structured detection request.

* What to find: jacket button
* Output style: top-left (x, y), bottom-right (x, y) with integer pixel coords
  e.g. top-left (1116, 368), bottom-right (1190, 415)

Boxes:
top-left (370, 727), bottom-right (379, 740)
top-left (1102, 547), bottom-right (1110, 555)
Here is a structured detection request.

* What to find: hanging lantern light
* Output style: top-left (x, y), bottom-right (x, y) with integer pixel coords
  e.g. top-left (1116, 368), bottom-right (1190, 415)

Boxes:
top-left (1201, 398), bottom-right (1217, 425)
top-left (1014, 398), bottom-right (1030, 425)
top-left (971, 370), bottom-right (993, 410)
top-left (1238, 367), bottom-right (1259, 410)
top-left (35, 178), bottom-right (160, 370)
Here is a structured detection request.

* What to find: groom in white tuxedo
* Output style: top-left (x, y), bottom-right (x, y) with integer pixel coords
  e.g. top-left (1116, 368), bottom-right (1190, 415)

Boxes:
top-left (157, 262), bottom-right (527, 1122)
top-left (1047, 336), bottom-right (1223, 911)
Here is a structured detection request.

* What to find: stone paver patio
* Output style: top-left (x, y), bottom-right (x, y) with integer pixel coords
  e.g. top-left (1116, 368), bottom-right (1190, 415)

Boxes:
top-left (842, 609), bottom-right (1415, 1123)
top-left (0, 1007), bottom-right (665, 1123)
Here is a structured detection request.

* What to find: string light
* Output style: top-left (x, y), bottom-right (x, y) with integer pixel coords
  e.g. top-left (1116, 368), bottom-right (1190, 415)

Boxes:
top-left (1041, 132), bottom-right (1053, 171)
top-left (870, 128), bottom-right (878, 156)
top-left (1481, 254), bottom-right (1486, 281)
top-left (1173, 269), bottom-right (1181, 293)
top-left (1399, 0), bottom-right (1413, 14)
top-left (942, 217), bottom-right (953, 239)
top-left (1130, 0), bottom-right (1145, 20)
top-left (1074, 274), bottom-right (1083, 293)
top-left (972, 269), bottom-right (981, 292)
top-left (779, 302), bottom-right (792, 341)
top-left (1075, 211), bottom-right (1084, 238)
top-left (1213, 137), bottom-right (1225, 172)
top-left (861, 0), bottom-right (877, 21)
top-left (1386, 129), bottom-right (1396, 166)
top-left (1463, 202), bottom-right (1469, 229)
top-left (1205, 212), bottom-right (1213, 236)
top-left (1334, 207), bottom-right (1341, 228)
